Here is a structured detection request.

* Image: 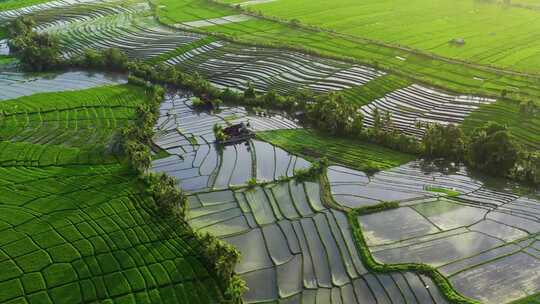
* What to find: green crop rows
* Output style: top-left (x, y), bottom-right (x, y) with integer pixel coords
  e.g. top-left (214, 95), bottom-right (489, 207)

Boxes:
top-left (219, 0), bottom-right (540, 74)
top-left (0, 85), bottom-right (223, 303)
top-left (0, 85), bottom-right (146, 151)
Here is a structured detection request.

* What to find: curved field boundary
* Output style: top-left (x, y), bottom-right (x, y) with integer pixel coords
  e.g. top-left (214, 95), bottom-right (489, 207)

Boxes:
top-left (318, 171), bottom-right (480, 304)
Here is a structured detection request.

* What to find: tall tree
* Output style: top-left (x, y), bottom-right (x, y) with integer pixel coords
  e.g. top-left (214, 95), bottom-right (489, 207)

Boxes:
top-left (467, 122), bottom-right (519, 176)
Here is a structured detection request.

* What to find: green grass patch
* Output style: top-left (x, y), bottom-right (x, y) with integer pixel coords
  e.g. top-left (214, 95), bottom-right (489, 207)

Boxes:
top-left (425, 186), bottom-right (461, 197)
top-left (257, 129), bottom-right (415, 172)
top-left (340, 74), bottom-right (412, 106)
top-left (156, 0), bottom-right (237, 24)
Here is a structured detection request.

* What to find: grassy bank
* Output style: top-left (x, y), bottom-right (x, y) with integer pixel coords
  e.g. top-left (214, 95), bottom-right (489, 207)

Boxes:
top-left (257, 129), bottom-right (415, 172)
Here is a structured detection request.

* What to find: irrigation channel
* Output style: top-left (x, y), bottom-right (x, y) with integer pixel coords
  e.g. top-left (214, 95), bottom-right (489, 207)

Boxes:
top-left (151, 89), bottom-right (540, 304)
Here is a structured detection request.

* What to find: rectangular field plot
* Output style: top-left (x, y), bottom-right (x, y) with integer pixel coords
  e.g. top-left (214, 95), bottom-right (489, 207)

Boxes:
top-left (450, 252), bottom-right (540, 304)
top-left (469, 219), bottom-right (529, 243)
top-left (374, 232), bottom-right (503, 267)
top-left (412, 199), bottom-right (487, 230)
top-left (359, 207), bottom-right (440, 246)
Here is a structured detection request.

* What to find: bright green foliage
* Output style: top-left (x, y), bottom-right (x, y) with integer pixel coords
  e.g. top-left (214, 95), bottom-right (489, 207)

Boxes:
top-left (510, 293), bottom-right (540, 304)
top-left (0, 0), bottom-right (52, 12)
top-left (0, 84), bottom-right (223, 303)
top-left (257, 129), bottom-right (414, 172)
top-left (425, 186), bottom-right (461, 197)
top-left (307, 92), bottom-right (364, 136)
top-left (156, 0), bottom-right (236, 24)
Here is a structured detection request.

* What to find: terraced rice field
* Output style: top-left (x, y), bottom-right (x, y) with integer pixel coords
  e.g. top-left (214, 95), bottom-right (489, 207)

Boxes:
top-left (0, 0), bottom-right (98, 20)
top-left (326, 161), bottom-right (540, 303)
top-left (33, 1), bottom-right (205, 59)
top-left (166, 41), bottom-right (385, 93)
top-left (2, 1), bottom-right (539, 303)
top-left (149, 90), bottom-right (540, 303)
top-left (11, 0), bottom-right (536, 147)
top-left (0, 157), bottom-right (221, 303)
top-left (0, 73), bottom-right (224, 303)
top-left (187, 183), bottom-right (450, 303)
top-left (360, 84), bottom-right (496, 137)
top-left (150, 94), bottom-right (453, 303)
top-left (152, 92), bottom-right (307, 192)
top-left (0, 84), bottom-right (146, 149)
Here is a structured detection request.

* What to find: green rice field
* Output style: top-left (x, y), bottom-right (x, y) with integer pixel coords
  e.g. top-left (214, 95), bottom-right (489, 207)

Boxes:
top-left (221, 0), bottom-right (540, 73)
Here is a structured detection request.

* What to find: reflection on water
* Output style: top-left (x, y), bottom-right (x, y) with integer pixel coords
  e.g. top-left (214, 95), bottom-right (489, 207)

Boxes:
top-left (0, 70), bottom-right (127, 100)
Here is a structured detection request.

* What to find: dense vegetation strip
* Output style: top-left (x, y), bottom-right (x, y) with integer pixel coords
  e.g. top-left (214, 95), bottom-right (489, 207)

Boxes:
top-left (510, 293), bottom-right (540, 304)
top-left (256, 129), bottom-right (415, 173)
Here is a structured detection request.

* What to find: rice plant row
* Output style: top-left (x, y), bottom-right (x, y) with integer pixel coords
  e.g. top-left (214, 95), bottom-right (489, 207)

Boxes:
top-left (257, 129), bottom-right (415, 173)
top-left (0, 84), bottom-right (147, 149)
